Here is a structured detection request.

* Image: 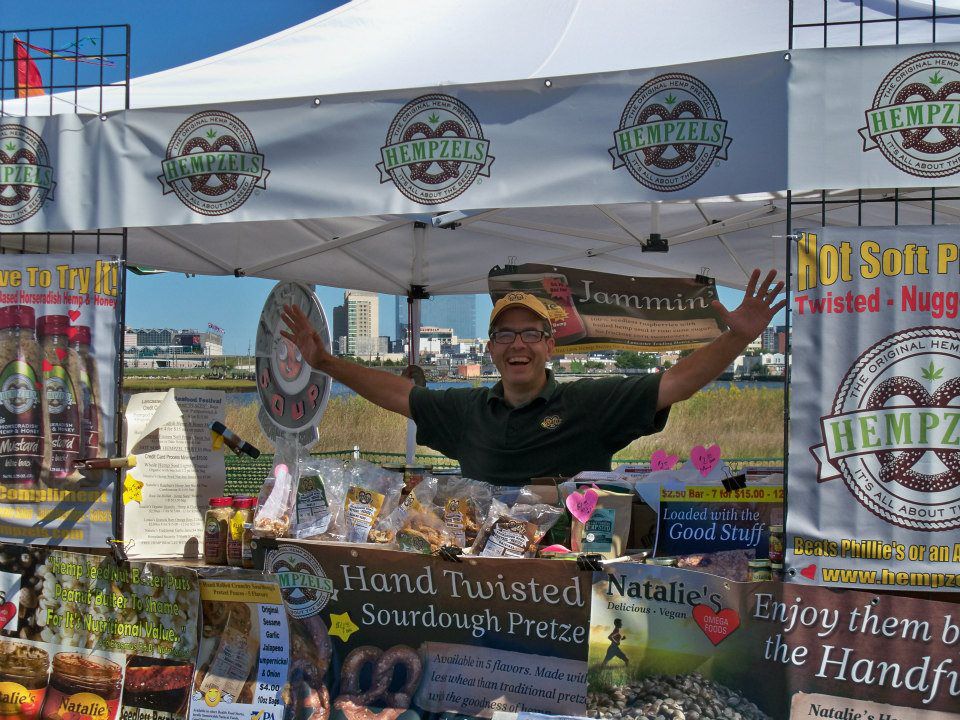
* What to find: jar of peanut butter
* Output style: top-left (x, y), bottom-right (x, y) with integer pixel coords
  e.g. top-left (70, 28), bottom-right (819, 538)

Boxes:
top-left (203, 497), bottom-right (233, 565)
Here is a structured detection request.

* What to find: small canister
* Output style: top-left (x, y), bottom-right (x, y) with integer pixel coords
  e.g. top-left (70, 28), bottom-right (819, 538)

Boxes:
top-left (226, 497), bottom-right (256, 568)
top-left (749, 559), bottom-right (772, 581)
top-left (771, 562), bottom-right (784, 580)
top-left (203, 497), bottom-right (233, 565)
top-left (768, 524), bottom-right (785, 563)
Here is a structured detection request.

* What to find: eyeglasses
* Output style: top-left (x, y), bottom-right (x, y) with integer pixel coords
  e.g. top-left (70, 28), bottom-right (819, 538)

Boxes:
top-left (490, 329), bottom-right (551, 344)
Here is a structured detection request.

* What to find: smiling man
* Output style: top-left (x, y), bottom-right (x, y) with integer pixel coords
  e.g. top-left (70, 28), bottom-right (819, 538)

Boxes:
top-left (281, 269), bottom-right (785, 485)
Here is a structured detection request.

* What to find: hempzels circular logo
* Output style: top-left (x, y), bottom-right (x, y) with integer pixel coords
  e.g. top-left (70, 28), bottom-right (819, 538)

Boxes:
top-left (860, 51), bottom-right (960, 178)
top-left (376, 94), bottom-right (494, 205)
top-left (263, 545), bottom-right (335, 618)
top-left (609, 73), bottom-right (731, 192)
top-left (811, 326), bottom-right (960, 531)
top-left (0, 125), bottom-right (55, 225)
top-left (159, 110), bottom-right (269, 215)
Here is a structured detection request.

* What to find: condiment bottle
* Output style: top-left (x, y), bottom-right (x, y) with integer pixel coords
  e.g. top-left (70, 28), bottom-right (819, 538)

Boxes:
top-left (0, 306), bottom-right (50, 488)
top-left (68, 326), bottom-right (105, 460)
top-left (37, 315), bottom-right (85, 482)
top-left (226, 496), bottom-right (256, 567)
top-left (203, 496), bottom-right (233, 565)
top-left (767, 524), bottom-right (785, 563)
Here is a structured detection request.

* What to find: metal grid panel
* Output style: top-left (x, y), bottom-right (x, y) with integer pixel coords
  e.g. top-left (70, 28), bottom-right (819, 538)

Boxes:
top-left (0, 24), bottom-right (129, 116)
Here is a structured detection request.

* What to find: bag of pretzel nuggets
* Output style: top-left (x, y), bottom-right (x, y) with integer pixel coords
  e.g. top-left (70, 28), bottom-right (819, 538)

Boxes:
top-left (369, 476), bottom-right (439, 545)
top-left (372, 506), bottom-right (458, 554)
top-left (342, 460), bottom-right (404, 543)
top-left (470, 492), bottom-right (562, 558)
top-left (292, 458), bottom-right (349, 540)
top-left (434, 476), bottom-right (493, 548)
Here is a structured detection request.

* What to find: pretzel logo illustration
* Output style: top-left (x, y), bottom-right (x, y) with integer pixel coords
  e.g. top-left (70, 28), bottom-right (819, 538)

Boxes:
top-left (377, 94), bottom-right (494, 205)
top-left (610, 73), bottom-right (731, 192)
top-left (811, 326), bottom-right (960, 531)
top-left (860, 51), bottom-right (960, 178)
top-left (265, 545), bottom-right (336, 618)
top-left (159, 110), bottom-right (269, 216)
top-left (0, 125), bottom-right (55, 225)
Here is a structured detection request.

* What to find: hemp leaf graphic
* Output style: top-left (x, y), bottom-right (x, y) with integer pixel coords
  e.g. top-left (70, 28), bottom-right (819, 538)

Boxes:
top-left (427, 112), bottom-right (441, 125)
top-left (929, 71), bottom-right (945, 85)
top-left (4, 142), bottom-right (14, 152)
top-left (921, 361), bottom-right (945, 381)
top-left (664, 93), bottom-right (678, 106)
top-left (205, 128), bottom-right (217, 139)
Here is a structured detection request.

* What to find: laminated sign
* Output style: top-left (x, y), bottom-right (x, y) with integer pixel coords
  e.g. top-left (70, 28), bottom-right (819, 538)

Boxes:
top-left (488, 264), bottom-right (724, 353)
top-left (0, 254), bottom-right (120, 546)
top-left (788, 226), bottom-right (960, 591)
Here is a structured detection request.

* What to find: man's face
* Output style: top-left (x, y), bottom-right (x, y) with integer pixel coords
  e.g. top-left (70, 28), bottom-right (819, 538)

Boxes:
top-left (487, 307), bottom-right (555, 388)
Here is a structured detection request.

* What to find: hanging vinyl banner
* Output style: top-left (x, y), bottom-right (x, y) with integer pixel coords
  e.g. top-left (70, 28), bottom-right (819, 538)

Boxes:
top-left (255, 282), bottom-right (331, 446)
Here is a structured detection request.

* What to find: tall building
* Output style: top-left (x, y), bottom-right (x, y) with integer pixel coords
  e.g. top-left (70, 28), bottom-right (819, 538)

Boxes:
top-left (345, 290), bottom-right (378, 357)
top-left (332, 304), bottom-right (348, 355)
top-left (395, 295), bottom-right (477, 345)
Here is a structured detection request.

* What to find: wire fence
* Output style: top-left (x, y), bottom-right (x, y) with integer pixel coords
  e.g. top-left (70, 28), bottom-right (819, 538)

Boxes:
top-left (223, 451), bottom-right (783, 496)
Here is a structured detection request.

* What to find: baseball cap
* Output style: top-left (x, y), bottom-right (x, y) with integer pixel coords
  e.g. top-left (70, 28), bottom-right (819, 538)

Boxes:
top-left (488, 292), bottom-right (552, 330)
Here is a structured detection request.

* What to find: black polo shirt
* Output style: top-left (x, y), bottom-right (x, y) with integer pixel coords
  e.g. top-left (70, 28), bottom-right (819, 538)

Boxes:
top-left (409, 371), bottom-right (669, 485)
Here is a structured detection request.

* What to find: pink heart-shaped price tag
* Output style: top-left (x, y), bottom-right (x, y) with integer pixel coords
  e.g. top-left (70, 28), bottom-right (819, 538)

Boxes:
top-left (565, 488), bottom-right (598, 524)
top-left (651, 449), bottom-right (679, 471)
top-left (0, 601), bottom-right (15, 629)
top-left (690, 444), bottom-right (722, 477)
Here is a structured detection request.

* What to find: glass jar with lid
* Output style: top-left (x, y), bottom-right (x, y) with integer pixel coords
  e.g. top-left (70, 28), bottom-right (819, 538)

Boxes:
top-left (41, 653), bottom-right (121, 720)
top-left (203, 496), bottom-right (233, 565)
top-left (0, 640), bottom-right (49, 720)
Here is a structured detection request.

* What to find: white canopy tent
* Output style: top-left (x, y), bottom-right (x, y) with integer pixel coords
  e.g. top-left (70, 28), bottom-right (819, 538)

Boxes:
top-left (4, 0), bottom-right (960, 295)
top-left (4, 0), bottom-right (960, 466)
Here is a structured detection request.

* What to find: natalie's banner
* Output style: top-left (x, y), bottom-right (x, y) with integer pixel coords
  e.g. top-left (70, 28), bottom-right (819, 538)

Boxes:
top-left (0, 545), bottom-right (199, 720)
top-left (788, 226), bottom-right (960, 591)
top-left (258, 539), bottom-right (592, 718)
top-left (0, 253), bottom-right (120, 546)
top-left (488, 264), bottom-right (724, 353)
top-left (590, 562), bottom-right (960, 718)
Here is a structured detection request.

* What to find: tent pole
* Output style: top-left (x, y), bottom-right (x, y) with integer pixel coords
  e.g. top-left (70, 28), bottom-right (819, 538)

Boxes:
top-left (406, 293), bottom-right (421, 465)
top-left (406, 221), bottom-right (428, 465)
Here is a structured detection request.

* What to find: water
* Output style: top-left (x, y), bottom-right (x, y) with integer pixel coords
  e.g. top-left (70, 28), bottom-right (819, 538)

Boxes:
top-left (217, 378), bottom-right (781, 406)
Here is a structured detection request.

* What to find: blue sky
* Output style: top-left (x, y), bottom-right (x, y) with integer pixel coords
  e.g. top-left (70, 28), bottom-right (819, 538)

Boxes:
top-left (6, 1), bottom-right (761, 353)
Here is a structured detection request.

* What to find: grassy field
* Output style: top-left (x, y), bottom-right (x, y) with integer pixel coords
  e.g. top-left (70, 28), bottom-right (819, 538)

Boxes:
top-left (221, 385), bottom-right (785, 459)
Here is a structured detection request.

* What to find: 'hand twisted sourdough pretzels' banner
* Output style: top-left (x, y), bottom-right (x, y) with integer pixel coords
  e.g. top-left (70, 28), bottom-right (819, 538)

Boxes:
top-left (788, 225), bottom-right (960, 590)
top-left (488, 264), bottom-right (725, 353)
top-left (258, 539), bottom-right (592, 719)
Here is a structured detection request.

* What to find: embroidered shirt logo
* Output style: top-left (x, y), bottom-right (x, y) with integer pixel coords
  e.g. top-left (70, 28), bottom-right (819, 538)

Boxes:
top-left (540, 415), bottom-right (563, 430)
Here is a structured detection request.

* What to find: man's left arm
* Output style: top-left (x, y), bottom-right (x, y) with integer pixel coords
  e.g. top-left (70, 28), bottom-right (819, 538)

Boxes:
top-left (657, 269), bottom-right (787, 410)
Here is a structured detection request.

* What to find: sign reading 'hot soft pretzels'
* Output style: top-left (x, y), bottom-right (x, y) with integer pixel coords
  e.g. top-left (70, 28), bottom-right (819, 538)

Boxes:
top-left (788, 226), bottom-right (960, 592)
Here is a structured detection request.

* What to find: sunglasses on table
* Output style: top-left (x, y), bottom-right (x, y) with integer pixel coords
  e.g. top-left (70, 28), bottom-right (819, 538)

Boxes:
top-left (489, 329), bottom-right (552, 344)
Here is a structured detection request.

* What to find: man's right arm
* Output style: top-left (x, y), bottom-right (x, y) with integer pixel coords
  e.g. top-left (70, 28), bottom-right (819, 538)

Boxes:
top-left (281, 304), bottom-right (413, 418)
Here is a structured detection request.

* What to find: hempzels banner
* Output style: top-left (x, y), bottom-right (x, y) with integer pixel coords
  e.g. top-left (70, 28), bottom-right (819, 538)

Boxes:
top-left (488, 264), bottom-right (724, 353)
top-left (788, 225), bottom-right (960, 591)
top-left (259, 539), bottom-right (592, 718)
top-left (0, 253), bottom-right (120, 546)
